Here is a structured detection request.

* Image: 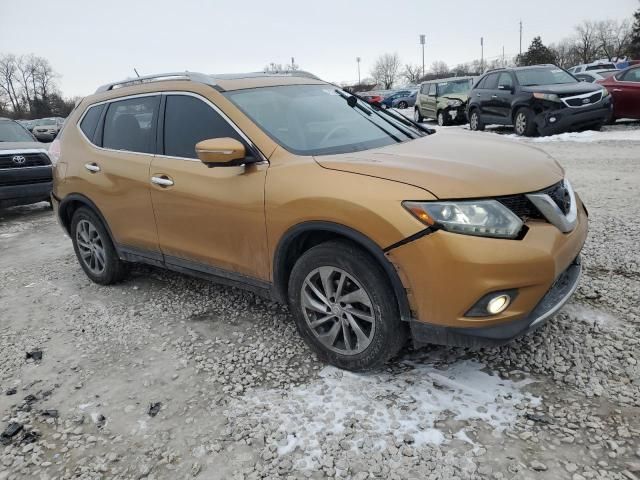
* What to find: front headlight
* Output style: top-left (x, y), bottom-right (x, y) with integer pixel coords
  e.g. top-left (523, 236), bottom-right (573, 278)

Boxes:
top-left (533, 92), bottom-right (561, 102)
top-left (601, 88), bottom-right (610, 97)
top-left (446, 99), bottom-right (463, 107)
top-left (403, 200), bottom-right (524, 239)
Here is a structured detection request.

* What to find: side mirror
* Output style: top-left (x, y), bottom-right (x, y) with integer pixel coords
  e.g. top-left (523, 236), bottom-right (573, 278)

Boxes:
top-left (195, 138), bottom-right (246, 166)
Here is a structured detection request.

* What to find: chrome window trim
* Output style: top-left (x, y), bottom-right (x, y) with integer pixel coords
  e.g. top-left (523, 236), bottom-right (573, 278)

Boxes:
top-left (75, 91), bottom-right (267, 163)
top-left (526, 178), bottom-right (577, 233)
top-left (560, 90), bottom-right (604, 109)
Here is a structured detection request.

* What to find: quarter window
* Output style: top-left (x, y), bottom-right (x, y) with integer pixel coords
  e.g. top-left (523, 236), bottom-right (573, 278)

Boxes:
top-left (79, 104), bottom-right (104, 141)
top-left (163, 95), bottom-right (246, 159)
top-left (102, 96), bottom-right (159, 154)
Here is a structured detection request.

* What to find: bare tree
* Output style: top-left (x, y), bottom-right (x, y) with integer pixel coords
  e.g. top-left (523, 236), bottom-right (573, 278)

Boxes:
top-left (16, 54), bottom-right (38, 110)
top-left (550, 38), bottom-right (581, 68)
top-left (429, 60), bottom-right (450, 77)
top-left (596, 19), bottom-right (633, 60)
top-left (370, 53), bottom-right (401, 89)
top-left (33, 57), bottom-right (56, 100)
top-left (0, 54), bottom-right (22, 113)
top-left (574, 21), bottom-right (601, 63)
top-left (401, 64), bottom-right (422, 84)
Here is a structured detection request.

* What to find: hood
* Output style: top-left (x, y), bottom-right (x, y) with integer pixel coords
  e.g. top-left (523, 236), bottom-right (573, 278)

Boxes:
top-left (315, 130), bottom-right (564, 199)
top-left (521, 82), bottom-right (603, 96)
top-left (439, 93), bottom-right (469, 102)
top-left (0, 141), bottom-right (48, 151)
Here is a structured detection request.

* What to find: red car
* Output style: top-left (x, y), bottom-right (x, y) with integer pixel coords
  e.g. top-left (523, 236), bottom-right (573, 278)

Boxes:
top-left (597, 64), bottom-right (640, 122)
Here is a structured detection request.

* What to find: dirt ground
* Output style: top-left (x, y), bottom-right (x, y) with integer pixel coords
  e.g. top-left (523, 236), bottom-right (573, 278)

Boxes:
top-left (1, 123), bottom-right (639, 480)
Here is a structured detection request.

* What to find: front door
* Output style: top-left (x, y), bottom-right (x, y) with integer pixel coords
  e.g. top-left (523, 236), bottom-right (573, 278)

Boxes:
top-left (149, 93), bottom-right (269, 282)
top-left (495, 72), bottom-right (515, 123)
top-left (612, 69), bottom-right (640, 118)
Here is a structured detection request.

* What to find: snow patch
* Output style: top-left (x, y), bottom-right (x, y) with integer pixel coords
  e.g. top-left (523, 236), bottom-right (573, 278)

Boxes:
top-left (563, 303), bottom-right (622, 329)
top-left (505, 127), bottom-right (640, 143)
top-left (229, 352), bottom-right (539, 463)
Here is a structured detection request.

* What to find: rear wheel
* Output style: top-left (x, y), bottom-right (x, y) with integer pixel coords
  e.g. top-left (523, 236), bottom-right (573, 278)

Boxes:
top-left (397, 101), bottom-right (408, 109)
top-left (514, 107), bottom-right (537, 136)
top-left (288, 240), bottom-right (407, 371)
top-left (414, 108), bottom-right (424, 123)
top-left (71, 207), bottom-right (128, 285)
top-left (469, 108), bottom-right (485, 131)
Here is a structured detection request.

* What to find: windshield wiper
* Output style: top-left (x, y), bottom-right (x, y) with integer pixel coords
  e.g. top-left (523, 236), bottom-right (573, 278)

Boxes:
top-left (334, 89), bottom-right (403, 143)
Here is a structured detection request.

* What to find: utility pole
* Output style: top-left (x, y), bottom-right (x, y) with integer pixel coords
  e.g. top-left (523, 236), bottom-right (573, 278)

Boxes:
top-left (502, 46), bottom-right (505, 67)
top-left (480, 37), bottom-right (484, 72)
top-left (420, 34), bottom-right (426, 78)
top-left (291, 57), bottom-right (295, 70)
top-left (519, 20), bottom-right (523, 56)
top-left (356, 57), bottom-right (361, 84)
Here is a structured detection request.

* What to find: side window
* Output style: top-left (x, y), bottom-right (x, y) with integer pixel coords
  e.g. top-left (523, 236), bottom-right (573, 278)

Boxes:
top-left (103, 96), bottom-right (159, 154)
top-left (475, 76), bottom-right (488, 89)
top-left (622, 69), bottom-right (640, 82)
top-left (483, 73), bottom-right (499, 90)
top-left (163, 95), bottom-right (246, 159)
top-left (428, 84), bottom-right (436, 96)
top-left (420, 84), bottom-right (428, 94)
top-left (79, 104), bottom-right (105, 142)
top-left (498, 72), bottom-right (513, 89)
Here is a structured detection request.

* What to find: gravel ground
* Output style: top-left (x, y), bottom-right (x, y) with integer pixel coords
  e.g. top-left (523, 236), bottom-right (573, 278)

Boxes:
top-left (1, 122), bottom-right (639, 480)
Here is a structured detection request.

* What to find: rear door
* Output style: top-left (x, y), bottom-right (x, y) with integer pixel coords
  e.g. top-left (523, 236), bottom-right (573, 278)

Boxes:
top-left (75, 95), bottom-right (162, 258)
top-left (424, 83), bottom-right (437, 119)
top-left (149, 92), bottom-right (270, 281)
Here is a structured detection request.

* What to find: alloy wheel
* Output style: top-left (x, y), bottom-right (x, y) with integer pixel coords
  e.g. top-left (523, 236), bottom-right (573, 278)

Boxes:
top-left (398, 101), bottom-right (407, 109)
top-left (76, 219), bottom-right (106, 275)
top-left (414, 109), bottom-right (420, 122)
top-left (438, 112), bottom-right (445, 126)
top-left (300, 266), bottom-right (376, 355)
top-left (470, 112), bottom-right (478, 130)
top-left (515, 112), bottom-right (527, 135)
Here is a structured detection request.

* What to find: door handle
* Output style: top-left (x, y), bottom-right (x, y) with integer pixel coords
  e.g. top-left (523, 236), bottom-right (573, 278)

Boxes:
top-left (476, 93), bottom-right (481, 97)
top-left (84, 162), bottom-right (100, 173)
top-left (612, 88), bottom-right (622, 92)
top-left (151, 175), bottom-right (174, 187)
top-left (491, 95), bottom-right (498, 99)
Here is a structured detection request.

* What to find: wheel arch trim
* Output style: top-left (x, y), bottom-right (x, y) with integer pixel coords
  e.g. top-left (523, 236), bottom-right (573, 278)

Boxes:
top-left (58, 193), bottom-right (117, 245)
top-left (272, 221), bottom-right (412, 322)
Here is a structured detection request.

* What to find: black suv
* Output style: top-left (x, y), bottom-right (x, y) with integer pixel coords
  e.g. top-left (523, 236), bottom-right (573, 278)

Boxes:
top-left (467, 64), bottom-right (612, 136)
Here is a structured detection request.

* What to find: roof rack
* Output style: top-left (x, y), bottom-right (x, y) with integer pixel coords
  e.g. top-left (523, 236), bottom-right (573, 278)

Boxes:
top-left (95, 72), bottom-right (216, 94)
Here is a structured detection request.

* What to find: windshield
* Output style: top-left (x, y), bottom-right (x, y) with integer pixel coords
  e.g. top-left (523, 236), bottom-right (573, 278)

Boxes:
top-left (437, 80), bottom-right (471, 96)
top-left (0, 121), bottom-right (34, 142)
top-left (515, 68), bottom-right (577, 86)
top-left (586, 64), bottom-right (615, 71)
top-left (225, 84), bottom-right (425, 156)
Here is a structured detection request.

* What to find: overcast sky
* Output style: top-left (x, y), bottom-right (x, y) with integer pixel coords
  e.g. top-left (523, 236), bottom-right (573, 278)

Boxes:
top-left (1, 0), bottom-right (637, 96)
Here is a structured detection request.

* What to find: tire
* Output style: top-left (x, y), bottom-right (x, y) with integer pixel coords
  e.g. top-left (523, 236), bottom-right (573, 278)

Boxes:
top-left (514, 107), bottom-right (537, 137)
top-left (469, 108), bottom-right (485, 131)
top-left (437, 110), bottom-right (449, 127)
top-left (397, 101), bottom-right (408, 109)
top-left (71, 207), bottom-right (128, 285)
top-left (288, 240), bottom-right (407, 371)
top-left (414, 108), bottom-right (424, 123)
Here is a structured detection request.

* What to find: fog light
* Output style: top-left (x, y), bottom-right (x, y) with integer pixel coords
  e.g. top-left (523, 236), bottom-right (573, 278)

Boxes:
top-left (487, 294), bottom-right (511, 315)
top-left (549, 116), bottom-right (557, 123)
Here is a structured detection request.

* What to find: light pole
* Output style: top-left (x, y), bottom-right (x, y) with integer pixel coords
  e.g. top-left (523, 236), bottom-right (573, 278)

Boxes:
top-left (419, 34), bottom-right (426, 78)
top-left (356, 57), bottom-right (361, 85)
top-left (480, 37), bottom-right (484, 72)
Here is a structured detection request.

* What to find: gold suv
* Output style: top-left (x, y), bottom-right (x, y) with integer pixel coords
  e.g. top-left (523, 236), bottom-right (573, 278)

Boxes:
top-left (51, 71), bottom-right (588, 371)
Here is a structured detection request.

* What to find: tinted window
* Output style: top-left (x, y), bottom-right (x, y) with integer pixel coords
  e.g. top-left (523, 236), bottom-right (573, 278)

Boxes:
top-left (498, 73), bottom-right (513, 88)
top-left (163, 95), bottom-right (246, 159)
top-left (483, 73), bottom-right (499, 89)
top-left (103, 96), bottom-right (159, 154)
top-left (622, 68), bottom-right (640, 82)
top-left (80, 104), bottom-right (104, 141)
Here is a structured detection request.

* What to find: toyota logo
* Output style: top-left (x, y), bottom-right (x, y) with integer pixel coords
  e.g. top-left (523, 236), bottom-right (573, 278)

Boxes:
top-left (12, 155), bottom-right (26, 165)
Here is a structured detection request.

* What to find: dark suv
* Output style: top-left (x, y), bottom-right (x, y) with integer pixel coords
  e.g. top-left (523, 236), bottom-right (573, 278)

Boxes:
top-left (467, 65), bottom-right (612, 136)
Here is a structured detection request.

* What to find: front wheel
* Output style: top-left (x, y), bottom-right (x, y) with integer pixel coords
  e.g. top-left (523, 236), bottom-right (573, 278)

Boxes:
top-left (288, 240), bottom-right (407, 371)
top-left (514, 107), bottom-right (537, 136)
top-left (437, 111), bottom-right (449, 127)
top-left (414, 108), bottom-right (424, 123)
top-left (397, 101), bottom-right (408, 109)
top-left (469, 109), bottom-right (485, 131)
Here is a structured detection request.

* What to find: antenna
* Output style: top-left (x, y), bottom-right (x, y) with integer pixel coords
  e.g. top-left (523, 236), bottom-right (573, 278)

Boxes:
top-left (134, 68), bottom-right (141, 78)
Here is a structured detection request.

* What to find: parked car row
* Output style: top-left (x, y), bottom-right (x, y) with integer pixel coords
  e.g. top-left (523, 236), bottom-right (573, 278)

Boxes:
top-left (16, 117), bottom-right (65, 142)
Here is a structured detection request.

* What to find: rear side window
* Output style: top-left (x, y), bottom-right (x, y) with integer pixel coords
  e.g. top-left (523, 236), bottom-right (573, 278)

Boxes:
top-left (163, 95), bottom-right (246, 159)
top-left (79, 104), bottom-right (104, 141)
top-left (103, 96), bottom-right (159, 154)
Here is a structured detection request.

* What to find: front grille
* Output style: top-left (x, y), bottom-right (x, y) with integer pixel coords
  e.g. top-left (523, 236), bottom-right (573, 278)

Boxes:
top-left (0, 178), bottom-right (51, 187)
top-left (0, 152), bottom-right (51, 169)
top-left (497, 181), bottom-right (568, 220)
top-left (563, 91), bottom-right (602, 107)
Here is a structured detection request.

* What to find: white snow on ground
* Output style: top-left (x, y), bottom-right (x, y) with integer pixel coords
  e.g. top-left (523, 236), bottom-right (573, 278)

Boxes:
top-left (504, 127), bottom-right (640, 143)
top-left (229, 351), bottom-right (539, 468)
top-left (563, 303), bottom-right (623, 330)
